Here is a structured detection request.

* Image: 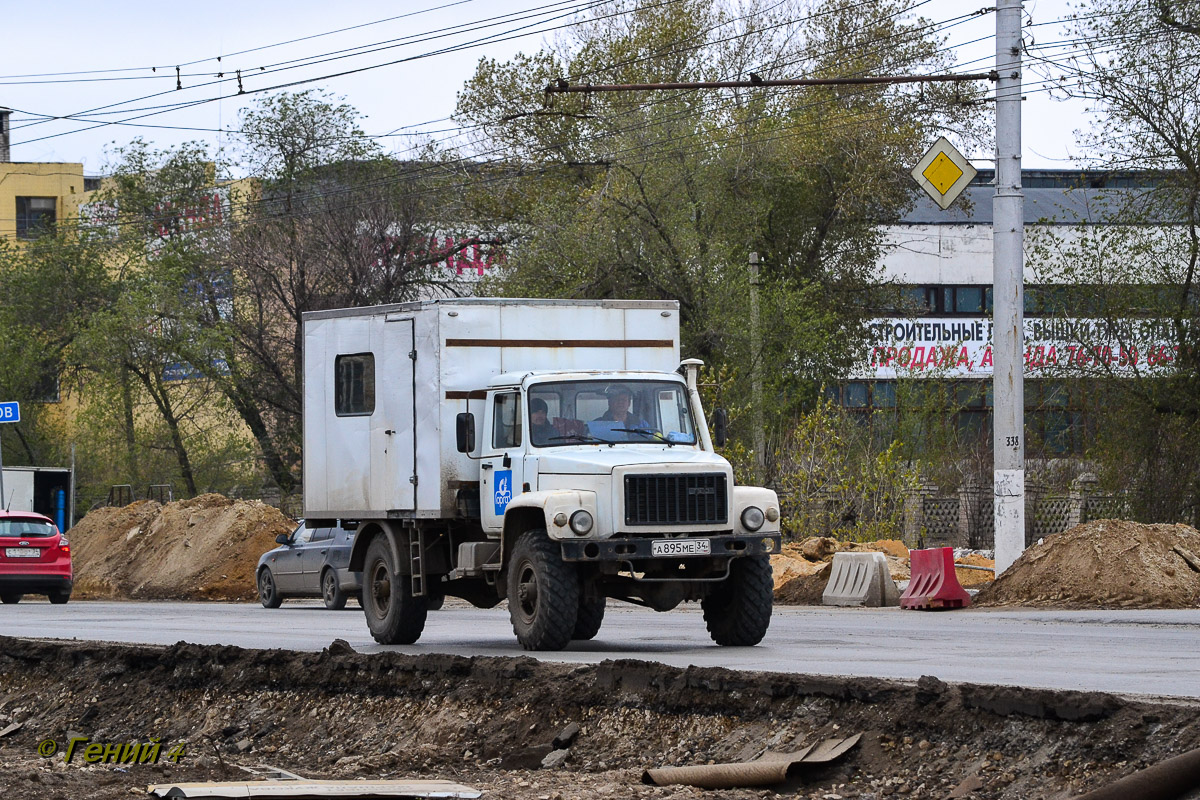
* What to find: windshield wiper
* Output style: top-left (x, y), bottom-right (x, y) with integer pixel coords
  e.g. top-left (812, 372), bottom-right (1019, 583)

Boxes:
top-left (548, 433), bottom-right (613, 445)
top-left (612, 428), bottom-right (674, 446)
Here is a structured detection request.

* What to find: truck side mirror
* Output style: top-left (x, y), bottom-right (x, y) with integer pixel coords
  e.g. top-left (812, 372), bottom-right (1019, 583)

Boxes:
top-left (456, 412), bottom-right (476, 453)
top-left (712, 408), bottom-right (728, 448)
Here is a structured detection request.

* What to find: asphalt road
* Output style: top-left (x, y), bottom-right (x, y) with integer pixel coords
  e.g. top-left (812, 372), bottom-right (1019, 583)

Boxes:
top-left (3, 600), bottom-right (1199, 699)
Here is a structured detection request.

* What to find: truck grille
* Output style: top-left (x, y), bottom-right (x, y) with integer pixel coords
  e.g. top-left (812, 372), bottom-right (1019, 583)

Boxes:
top-left (624, 473), bottom-right (728, 526)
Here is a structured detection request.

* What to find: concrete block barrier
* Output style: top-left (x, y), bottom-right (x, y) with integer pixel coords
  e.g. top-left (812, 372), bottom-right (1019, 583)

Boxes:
top-left (900, 546), bottom-right (972, 610)
top-left (822, 552), bottom-right (900, 607)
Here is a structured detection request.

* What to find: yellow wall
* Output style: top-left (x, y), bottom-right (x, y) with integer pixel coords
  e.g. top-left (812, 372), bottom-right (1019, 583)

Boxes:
top-left (0, 162), bottom-right (85, 244)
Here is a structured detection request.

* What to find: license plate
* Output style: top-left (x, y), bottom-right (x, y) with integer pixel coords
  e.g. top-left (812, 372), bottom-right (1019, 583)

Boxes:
top-left (5, 548), bottom-right (40, 558)
top-left (651, 539), bottom-right (711, 557)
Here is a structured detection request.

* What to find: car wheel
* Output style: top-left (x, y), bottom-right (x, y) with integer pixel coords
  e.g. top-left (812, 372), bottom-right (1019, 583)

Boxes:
top-left (362, 535), bottom-right (427, 644)
top-left (258, 568), bottom-right (282, 609)
top-left (1, 593), bottom-right (22, 605)
top-left (321, 569), bottom-right (348, 610)
top-left (48, 591), bottom-right (70, 605)
top-left (572, 596), bottom-right (605, 640)
top-left (508, 529), bottom-right (579, 651)
top-left (701, 554), bottom-right (773, 646)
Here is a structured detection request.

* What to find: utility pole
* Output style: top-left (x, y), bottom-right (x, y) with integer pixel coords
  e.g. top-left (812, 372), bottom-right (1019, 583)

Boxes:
top-left (993, 0), bottom-right (1026, 573)
top-left (749, 252), bottom-right (765, 483)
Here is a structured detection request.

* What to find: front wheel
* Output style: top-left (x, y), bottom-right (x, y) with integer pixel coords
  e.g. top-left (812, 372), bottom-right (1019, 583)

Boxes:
top-left (362, 535), bottom-right (427, 644)
top-left (701, 555), bottom-right (773, 646)
top-left (321, 569), bottom-right (347, 610)
top-left (508, 529), bottom-right (579, 651)
top-left (258, 568), bottom-right (282, 609)
top-left (1, 593), bottom-right (22, 605)
top-left (572, 597), bottom-right (605, 640)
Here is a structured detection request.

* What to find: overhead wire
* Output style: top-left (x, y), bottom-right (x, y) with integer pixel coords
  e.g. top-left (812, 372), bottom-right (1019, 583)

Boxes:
top-left (11, 3), bottom-right (1140, 248)
top-left (1, 8), bottom-right (1002, 246)
top-left (4, 3), bottom-right (998, 226)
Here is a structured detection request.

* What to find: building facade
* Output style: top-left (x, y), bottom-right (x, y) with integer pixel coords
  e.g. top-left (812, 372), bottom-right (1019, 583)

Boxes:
top-left (830, 170), bottom-right (1176, 458)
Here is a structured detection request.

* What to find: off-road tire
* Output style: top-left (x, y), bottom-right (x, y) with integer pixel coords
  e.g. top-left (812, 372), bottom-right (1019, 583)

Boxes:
top-left (1, 593), bottom-right (22, 605)
top-left (363, 535), bottom-right (428, 645)
top-left (257, 568), bottom-right (282, 609)
top-left (508, 529), bottom-right (579, 651)
top-left (48, 591), bottom-right (70, 605)
top-left (426, 589), bottom-right (445, 611)
top-left (701, 554), bottom-right (773, 646)
top-left (572, 596), bottom-right (605, 640)
top-left (321, 569), bottom-right (347, 610)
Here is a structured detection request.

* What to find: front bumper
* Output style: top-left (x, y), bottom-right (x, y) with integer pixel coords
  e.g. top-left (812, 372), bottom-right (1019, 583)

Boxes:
top-left (559, 532), bottom-right (780, 562)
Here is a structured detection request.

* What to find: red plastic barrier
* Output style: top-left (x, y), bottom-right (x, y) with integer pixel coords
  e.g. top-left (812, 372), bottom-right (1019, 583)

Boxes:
top-left (900, 547), bottom-right (972, 610)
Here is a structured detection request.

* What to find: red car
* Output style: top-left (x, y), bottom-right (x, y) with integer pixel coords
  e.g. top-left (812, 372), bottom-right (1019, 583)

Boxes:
top-left (0, 510), bottom-right (72, 604)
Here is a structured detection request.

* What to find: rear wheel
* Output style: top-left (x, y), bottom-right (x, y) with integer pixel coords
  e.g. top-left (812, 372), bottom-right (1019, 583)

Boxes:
top-left (701, 555), bottom-right (773, 646)
top-left (508, 529), bottom-right (579, 651)
top-left (258, 568), bottom-right (282, 609)
top-left (572, 596), bottom-right (605, 640)
top-left (48, 591), bottom-right (70, 605)
top-left (362, 535), bottom-right (427, 644)
top-left (1, 593), bottom-right (22, 605)
top-left (321, 569), bottom-right (347, 610)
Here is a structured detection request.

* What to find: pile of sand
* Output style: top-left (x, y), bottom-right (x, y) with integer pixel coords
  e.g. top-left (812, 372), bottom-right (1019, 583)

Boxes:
top-left (975, 519), bottom-right (1200, 608)
top-left (69, 494), bottom-right (296, 601)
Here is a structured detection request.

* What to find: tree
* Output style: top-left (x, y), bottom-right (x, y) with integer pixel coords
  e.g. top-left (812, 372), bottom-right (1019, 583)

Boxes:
top-left (67, 139), bottom-right (255, 498)
top-left (0, 232), bottom-right (114, 470)
top-left (456, 0), bottom-right (987, 479)
top-left (179, 90), bottom-right (492, 493)
top-left (1027, 0), bottom-right (1200, 522)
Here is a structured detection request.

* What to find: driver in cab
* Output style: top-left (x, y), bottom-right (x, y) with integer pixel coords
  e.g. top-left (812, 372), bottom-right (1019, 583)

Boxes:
top-left (592, 385), bottom-right (651, 440)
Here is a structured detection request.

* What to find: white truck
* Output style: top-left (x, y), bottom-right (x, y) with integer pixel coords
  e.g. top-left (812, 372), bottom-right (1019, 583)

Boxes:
top-left (301, 298), bottom-right (781, 650)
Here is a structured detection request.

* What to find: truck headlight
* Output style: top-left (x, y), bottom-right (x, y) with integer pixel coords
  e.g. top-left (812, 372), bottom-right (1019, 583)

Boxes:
top-left (740, 506), bottom-right (765, 532)
top-left (569, 510), bottom-right (594, 536)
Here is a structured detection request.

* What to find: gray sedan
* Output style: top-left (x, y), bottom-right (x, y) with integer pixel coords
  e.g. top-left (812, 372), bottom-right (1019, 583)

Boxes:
top-left (256, 521), bottom-right (361, 610)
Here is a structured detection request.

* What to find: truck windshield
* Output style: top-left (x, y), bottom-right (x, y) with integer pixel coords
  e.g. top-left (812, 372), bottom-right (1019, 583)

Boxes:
top-left (527, 380), bottom-right (698, 447)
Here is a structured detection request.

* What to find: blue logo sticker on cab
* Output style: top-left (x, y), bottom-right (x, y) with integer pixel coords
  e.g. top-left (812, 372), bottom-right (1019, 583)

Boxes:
top-left (494, 470), bottom-right (513, 515)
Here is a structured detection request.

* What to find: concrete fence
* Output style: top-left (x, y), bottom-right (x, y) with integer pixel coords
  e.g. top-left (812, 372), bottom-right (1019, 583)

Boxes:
top-left (902, 474), bottom-right (1132, 550)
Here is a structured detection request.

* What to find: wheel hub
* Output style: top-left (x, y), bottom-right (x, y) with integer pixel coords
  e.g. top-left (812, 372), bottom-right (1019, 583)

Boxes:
top-left (517, 566), bottom-right (539, 616)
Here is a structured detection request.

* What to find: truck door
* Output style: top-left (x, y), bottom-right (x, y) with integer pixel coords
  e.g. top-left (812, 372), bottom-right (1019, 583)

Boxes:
top-left (481, 391), bottom-right (525, 534)
top-left (372, 316), bottom-right (417, 511)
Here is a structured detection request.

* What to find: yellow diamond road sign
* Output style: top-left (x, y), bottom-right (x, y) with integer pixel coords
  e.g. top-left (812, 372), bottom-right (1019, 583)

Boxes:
top-left (911, 137), bottom-right (977, 210)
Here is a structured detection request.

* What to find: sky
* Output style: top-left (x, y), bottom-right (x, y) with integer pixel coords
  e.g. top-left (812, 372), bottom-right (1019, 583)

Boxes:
top-left (3, 0), bottom-right (1095, 174)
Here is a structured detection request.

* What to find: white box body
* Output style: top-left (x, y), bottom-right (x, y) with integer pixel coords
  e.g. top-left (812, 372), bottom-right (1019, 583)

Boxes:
top-left (302, 298), bottom-right (680, 519)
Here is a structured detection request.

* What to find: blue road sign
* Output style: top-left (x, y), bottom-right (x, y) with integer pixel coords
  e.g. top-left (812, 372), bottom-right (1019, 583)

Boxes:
top-left (0, 402), bottom-right (20, 423)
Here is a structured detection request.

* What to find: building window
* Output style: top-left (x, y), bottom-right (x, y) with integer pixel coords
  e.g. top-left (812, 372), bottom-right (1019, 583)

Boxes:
top-left (16, 197), bottom-right (57, 239)
top-left (334, 354), bottom-right (375, 416)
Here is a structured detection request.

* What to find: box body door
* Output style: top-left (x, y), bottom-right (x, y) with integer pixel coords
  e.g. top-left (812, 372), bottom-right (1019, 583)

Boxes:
top-left (371, 316), bottom-right (417, 511)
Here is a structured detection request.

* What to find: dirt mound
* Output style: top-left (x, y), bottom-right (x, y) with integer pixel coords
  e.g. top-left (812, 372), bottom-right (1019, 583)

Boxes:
top-left (69, 494), bottom-right (295, 601)
top-left (1, 636), bottom-right (1197, 800)
top-left (976, 519), bottom-right (1200, 608)
top-left (954, 552), bottom-right (997, 589)
top-left (774, 562), bottom-right (833, 604)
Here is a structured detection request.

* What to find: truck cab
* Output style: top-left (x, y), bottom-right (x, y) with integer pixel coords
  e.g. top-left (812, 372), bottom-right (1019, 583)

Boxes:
top-left (455, 363), bottom-right (781, 650)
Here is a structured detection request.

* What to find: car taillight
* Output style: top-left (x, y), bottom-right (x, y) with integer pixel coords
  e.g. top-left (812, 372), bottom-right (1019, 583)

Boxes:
top-left (58, 540), bottom-right (70, 554)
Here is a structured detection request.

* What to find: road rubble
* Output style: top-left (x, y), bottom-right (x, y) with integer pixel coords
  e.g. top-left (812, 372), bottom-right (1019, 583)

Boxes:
top-left (1, 636), bottom-right (1199, 799)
